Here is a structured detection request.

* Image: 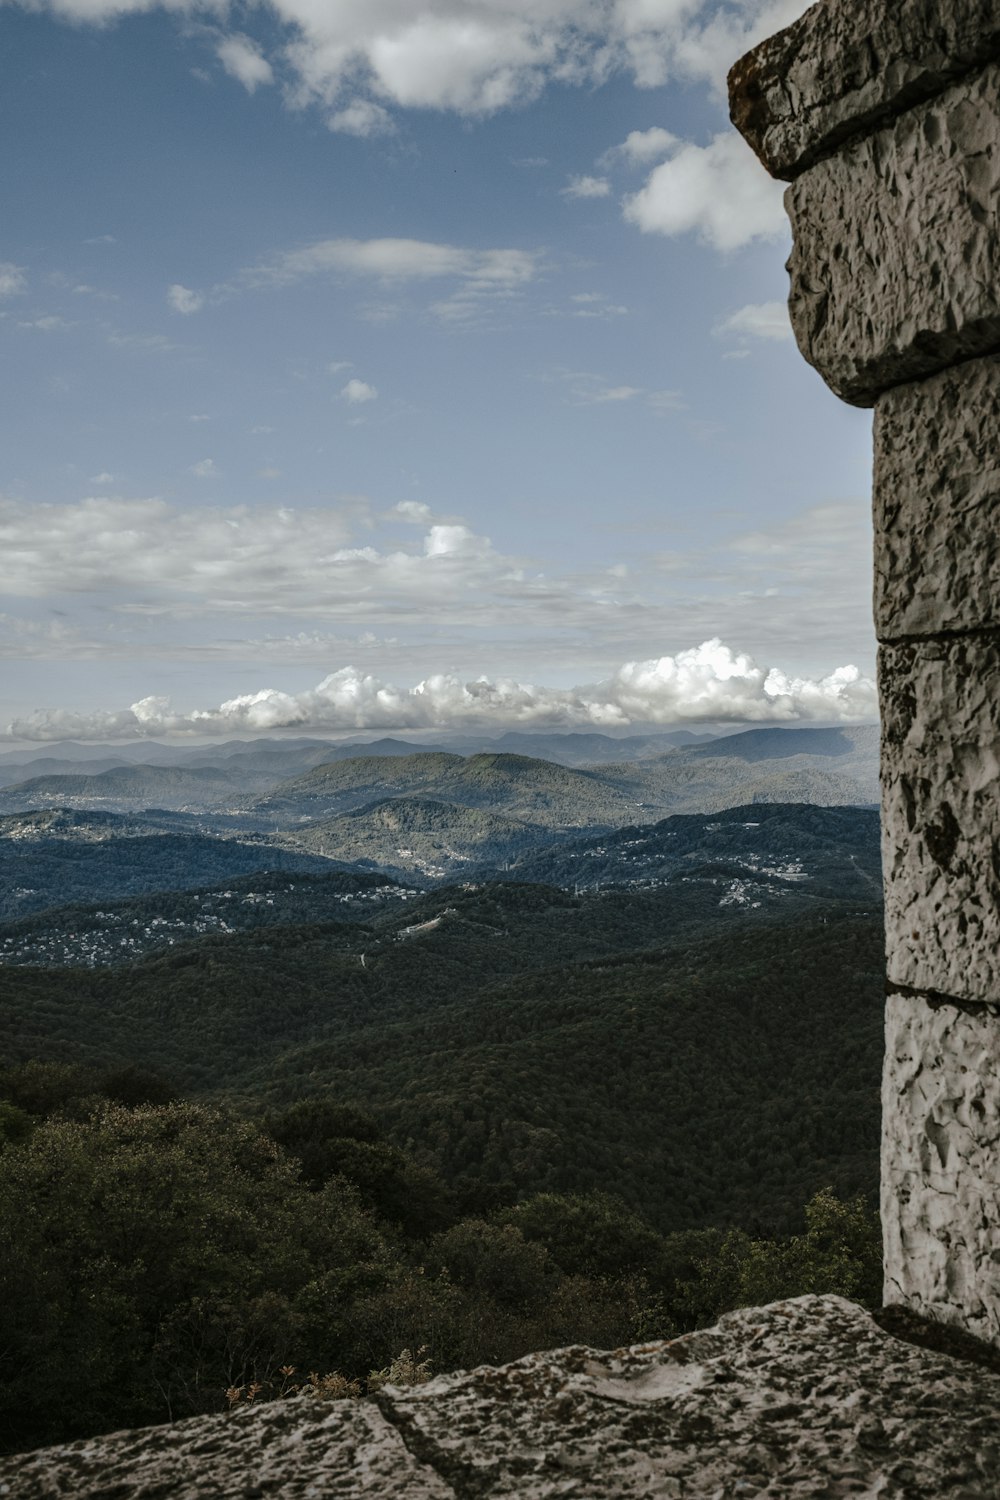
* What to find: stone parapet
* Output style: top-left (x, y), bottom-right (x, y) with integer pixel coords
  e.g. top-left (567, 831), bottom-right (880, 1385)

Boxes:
top-left (785, 63), bottom-right (1000, 407)
top-left (880, 634), bottom-right (1000, 1003)
top-left (5, 1298), bottom-right (1000, 1497)
top-left (730, 0), bottom-right (1000, 181)
top-left (732, 0), bottom-right (1000, 1346)
top-left (883, 991), bottom-right (1000, 1342)
top-left (874, 356), bottom-right (1000, 639)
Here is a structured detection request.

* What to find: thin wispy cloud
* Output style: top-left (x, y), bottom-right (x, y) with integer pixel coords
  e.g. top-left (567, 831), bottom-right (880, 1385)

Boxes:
top-left (562, 174), bottom-right (611, 199)
top-left (716, 300), bottom-right (793, 342)
top-left (245, 237), bottom-right (539, 289)
top-left (0, 263), bottom-right (27, 297)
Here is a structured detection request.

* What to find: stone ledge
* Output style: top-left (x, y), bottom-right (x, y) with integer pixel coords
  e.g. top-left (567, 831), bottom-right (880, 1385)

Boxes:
top-left (880, 634), bottom-right (1000, 1002)
top-left (4, 1297), bottom-right (1000, 1497)
top-left (874, 354), bottom-right (1000, 639)
top-left (785, 61), bottom-right (1000, 407)
top-left (883, 991), bottom-right (1000, 1346)
top-left (729, 0), bottom-right (1000, 181)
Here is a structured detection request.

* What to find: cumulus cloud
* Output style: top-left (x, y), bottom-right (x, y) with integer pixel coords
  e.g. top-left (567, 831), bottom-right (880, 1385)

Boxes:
top-left (602, 126), bottom-right (678, 166)
top-left (189, 458), bottom-right (218, 477)
top-left (5, 640), bottom-right (875, 742)
top-left (716, 300), bottom-right (792, 342)
top-left (167, 283), bottom-right (204, 314)
top-left (216, 32), bottom-right (274, 92)
top-left (340, 378), bottom-right (377, 404)
top-left (562, 174), bottom-right (611, 199)
top-left (623, 131), bottom-right (787, 251)
top-left (15, 1), bottom-right (812, 121)
top-left (0, 262), bottom-right (27, 297)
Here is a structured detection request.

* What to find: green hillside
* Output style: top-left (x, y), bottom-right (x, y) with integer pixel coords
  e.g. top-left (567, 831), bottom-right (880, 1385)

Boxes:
top-left (283, 795), bottom-right (552, 877)
top-left (0, 876), bottom-right (884, 1235)
top-left (256, 750), bottom-right (643, 826)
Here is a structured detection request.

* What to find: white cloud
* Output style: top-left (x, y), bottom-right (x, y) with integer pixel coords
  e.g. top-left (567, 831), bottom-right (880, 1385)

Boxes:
top-left (0, 263), bottom-right (27, 297)
top-left (5, 639), bottom-right (875, 742)
top-left (623, 131), bottom-right (787, 252)
top-left (562, 174), bottom-right (611, 199)
top-left (340, 378), bottom-right (377, 404)
top-left (216, 32), bottom-right (274, 92)
top-left (391, 501), bottom-right (433, 524)
top-left (9, 1), bottom-right (814, 122)
top-left (602, 126), bottom-right (677, 166)
top-left (89, 471), bottom-right (116, 485)
top-left (189, 458), bottom-right (218, 477)
top-left (247, 236), bottom-right (538, 289)
top-left (716, 300), bottom-right (792, 342)
top-left (328, 99), bottom-right (395, 137)
top-left (17, 315), bottom-right (70, 331)
top-left (168, 283), bottom-right (204, 314)
top-left (565, 372), bottom-right (685, 411)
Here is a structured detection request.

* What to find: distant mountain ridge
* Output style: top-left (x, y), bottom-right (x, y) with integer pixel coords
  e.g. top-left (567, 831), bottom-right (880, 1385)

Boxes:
top-left (0, 727), bottom-right (880, 847)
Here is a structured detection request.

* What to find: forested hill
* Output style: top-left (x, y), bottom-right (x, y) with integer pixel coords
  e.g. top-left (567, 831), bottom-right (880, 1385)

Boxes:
top-left (284, 797), bottom-right (549, 879)
top-left (253, 751), bottom-right (642, 826)
top-left (0, 827), bottom-right (338, 921)
top-left (0, 901), bottom-right (883, 1236)
top-left (492, 802), bottom-right (881, 893)
top-left (0, 726), bottom-right (880, 823)
top-left (0, 802), bottom-right (881, 960)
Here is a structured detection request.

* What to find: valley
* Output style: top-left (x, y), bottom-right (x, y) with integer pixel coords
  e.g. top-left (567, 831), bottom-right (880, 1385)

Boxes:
top-left (0, 722), bottom-right (886, 1453)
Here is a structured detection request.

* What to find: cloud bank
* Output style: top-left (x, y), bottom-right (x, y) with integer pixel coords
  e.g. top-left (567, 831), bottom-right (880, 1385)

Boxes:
top-left (6, 640), bottom-right (876, 741)
top-left (13, 1), bottom-right (813, 122)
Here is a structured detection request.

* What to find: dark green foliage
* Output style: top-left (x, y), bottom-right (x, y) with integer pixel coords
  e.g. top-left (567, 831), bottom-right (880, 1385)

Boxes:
top-left (0, 903), bottom-right (883, 1231)
top-left (500, 1192), bottom-right (666, 1281)
top-left (0, 795), bottom-right (888, 1453)
top-left (0, 1088), bottom-right (881, 1455)
top-left (0, 832), bottom-right (338, 922)
top-left (0, 1103), bottom-right (395, 1450)
top-left (676, 1189), bottom-right (882, 1328)
top-left (268, 1098), bottom-right (452, 1236)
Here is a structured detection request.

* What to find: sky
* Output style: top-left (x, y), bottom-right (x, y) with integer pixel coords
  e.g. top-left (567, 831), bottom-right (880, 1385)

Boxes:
top-left (0, 0), bottom-right (878, 743)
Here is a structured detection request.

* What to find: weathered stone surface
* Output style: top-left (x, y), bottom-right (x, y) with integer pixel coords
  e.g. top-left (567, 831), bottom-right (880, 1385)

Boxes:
top-left (880, 634), bottom-right (1000, 1002)
top-left (730, 0), bottom-right (1000, 180)
top-left (883, 990), bottom-right (1000, 1346)
top-left (786, 63), bottom-right (1000, 406)
top-left (0, 1396), bottom-right (453, 1500)
top-left (874, 355), bottom-right (1000, 638)
top-left (5, 1297), bottom-right (1000, 1498)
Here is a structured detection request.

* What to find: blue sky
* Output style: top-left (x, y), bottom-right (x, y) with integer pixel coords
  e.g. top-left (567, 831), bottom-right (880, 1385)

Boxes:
top-left (0, 0), bottom-right (877, 742)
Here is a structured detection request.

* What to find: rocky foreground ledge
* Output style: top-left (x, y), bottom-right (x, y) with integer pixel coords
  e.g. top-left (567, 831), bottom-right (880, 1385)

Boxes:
top-left (3, 1296), bottom-right (1000, 1498)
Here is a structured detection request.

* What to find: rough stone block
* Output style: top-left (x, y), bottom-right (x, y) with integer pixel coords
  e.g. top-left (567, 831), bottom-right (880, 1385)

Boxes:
top-left (786, 63), bottom-right (1000, 406)
top-left (873, 354), bottom-right (1000, 639)
top-left (0, 1395), bottom-right (455, 1500)
top-left (730, 0), bottom-right (1000, 180)
top-left (7, 1299), bottom-right (1000, 1497)
top-left (883, 990), bottom-right (1000, 1345)
top-left (880, 635), bottom-right (1000, 1002)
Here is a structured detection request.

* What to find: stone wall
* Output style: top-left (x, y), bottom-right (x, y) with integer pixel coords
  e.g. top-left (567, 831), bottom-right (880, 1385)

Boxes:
top-left (731, 0), bottom-right (1000, 1345)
